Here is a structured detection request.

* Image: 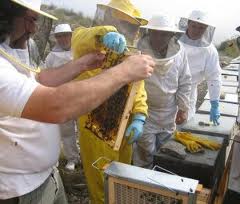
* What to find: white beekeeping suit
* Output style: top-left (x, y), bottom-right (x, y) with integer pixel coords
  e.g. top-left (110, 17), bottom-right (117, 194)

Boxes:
top-left (179, 10), bottom-right (222, 122)
top-left (45, 24), bottom-right (73, 68)
top-left (133, 14), bottom-right (191, 168)
top-left (45, 46), bottom-right (72, 68)
top-left (45, 24), bottom-right (79, 171)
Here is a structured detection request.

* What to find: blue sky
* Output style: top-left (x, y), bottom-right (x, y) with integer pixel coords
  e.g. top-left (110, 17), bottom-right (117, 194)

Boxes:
top-left (42, 0), bottom-right (240, 45)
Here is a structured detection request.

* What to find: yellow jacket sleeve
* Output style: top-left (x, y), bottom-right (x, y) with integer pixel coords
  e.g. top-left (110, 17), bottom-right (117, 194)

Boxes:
top-left (132, 80), bottom-right (148, 116)
top-left (72, 26), bottom-right (118, 60)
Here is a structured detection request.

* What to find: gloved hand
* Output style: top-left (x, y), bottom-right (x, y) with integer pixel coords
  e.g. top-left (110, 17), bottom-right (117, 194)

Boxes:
top-left (102, 32), bottom-right (127, 54)
top-left (125, 113), bottom-right (146, 144)
top-left (210, 100), bottom-right (220, 126)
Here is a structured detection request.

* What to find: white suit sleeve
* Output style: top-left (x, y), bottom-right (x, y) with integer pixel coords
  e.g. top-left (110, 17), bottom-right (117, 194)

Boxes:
top-left (176, 48), bottom-right (192, 111)
top-left (45, 52), bottom-right (54, 68)
top-left (205, 45), bottom-right (222, 101)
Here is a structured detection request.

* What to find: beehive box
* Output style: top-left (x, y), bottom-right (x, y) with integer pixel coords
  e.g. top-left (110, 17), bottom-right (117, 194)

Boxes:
top-left (223, 135), bottom-right (240, 204)
top-left (153, 134), bottom-right (225, 189)
top-left (104, 161), bottom-right (199, 204)
top-left (220, 86), bottom-right (238, 94)
top-left (204, 92), bottom-right (238, 104)
top-left (221, 69), bottom-right (239, 77)
top-left (181, 113), bottom-right (236, 141)
top-left (197, 100), bottom-right (238, 117)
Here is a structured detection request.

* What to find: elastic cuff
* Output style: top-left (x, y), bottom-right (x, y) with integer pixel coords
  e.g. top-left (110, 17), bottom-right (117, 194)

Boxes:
top-left (178, 106), bottom-right (188, 112)
top-left (133, 113), bottom-right (146, 122)
top-left (210, 100), bottom-right (219, 104)
top-left (210, 100), bottom-right (219, 107)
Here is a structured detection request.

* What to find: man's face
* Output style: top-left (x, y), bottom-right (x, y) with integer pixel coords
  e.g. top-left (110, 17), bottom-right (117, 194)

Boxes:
top-left (187, 20), bottom-right (208, 40)
top-left (11, 10), bottom-right (39, 48)
top-left (103, 10), bottom-right (140, 45)
top-left (114, 19), bottom-right (140, 43)
top-left (149, 30), bottom-right (174, 51)
top-left (55, 32), bottom-right (72, 51)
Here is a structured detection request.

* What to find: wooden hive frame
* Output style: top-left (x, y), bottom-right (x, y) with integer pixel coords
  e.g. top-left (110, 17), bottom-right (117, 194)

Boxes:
top-left (85, 49), bottom-right (141, 151)
top-left (112, 81), bottom-right (140, 150)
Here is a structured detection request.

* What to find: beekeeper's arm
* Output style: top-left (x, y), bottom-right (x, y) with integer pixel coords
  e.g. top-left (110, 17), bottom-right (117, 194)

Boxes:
top-left (175, 49), bottom-right (191, 124)
top-left (38, 53), bottom-right (104, 87)
top-left (72, 26), bottom-right (125, 59)
top-left (20, 54), bottom-right (155, 123)
top-left (38, 26), bottom-right (126, 86)
top-left (205, 45), bottom-right (222, 101)
top-left (204, 45), bottom-right (222, 125)
top-left (125, 81), bottom-right (148, 144)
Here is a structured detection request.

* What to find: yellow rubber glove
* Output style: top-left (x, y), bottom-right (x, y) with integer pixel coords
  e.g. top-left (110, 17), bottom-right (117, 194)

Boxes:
top-left (194, 138), bottom-right (222, 150)
top-left (175, 131), bottom-right (221, 151)
top-left (175, 132), bottom-right (203, 153)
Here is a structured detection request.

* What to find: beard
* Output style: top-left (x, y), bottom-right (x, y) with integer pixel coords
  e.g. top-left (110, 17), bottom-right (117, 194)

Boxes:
top-left (10, 32), bottom-right (31, 49)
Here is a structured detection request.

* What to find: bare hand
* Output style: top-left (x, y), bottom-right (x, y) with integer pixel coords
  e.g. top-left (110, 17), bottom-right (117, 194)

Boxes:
top-left (175, 110), bottom-right (188, 125)
top-left (119, 54), bottom-right (155, 82)
top-left (77, 52), bottom-right (105, 71)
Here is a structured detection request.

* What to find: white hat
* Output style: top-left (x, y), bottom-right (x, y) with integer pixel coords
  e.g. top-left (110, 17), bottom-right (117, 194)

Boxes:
top-left (141, 14), bottom-right (184, 33)
top-left (10, 0), bottom-right (57, 20)
top-left (54, 24), bottom-right (72, 34)
top-left (188, 10), bottom-right (213, 26)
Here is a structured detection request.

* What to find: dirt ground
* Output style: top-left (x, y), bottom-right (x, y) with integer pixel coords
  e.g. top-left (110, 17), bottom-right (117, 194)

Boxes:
top-left (59, 159), bottom-right (89, 204)
top-left (58, 55), bottom-right (233, 204)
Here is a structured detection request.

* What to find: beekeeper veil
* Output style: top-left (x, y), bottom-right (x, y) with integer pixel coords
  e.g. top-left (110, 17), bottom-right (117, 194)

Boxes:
top-left (12, 0), bottom-right (56, 67)
top-left (92, 0), bottom-right (148, 46)
top-left (30, 14), bottom-right (53, 67)
top-left (0, 0), bottom-right (56, 71)
top-left (179, 10), bottom-right (215, 47)
top-left (138, 14), bottom-right (184, 76)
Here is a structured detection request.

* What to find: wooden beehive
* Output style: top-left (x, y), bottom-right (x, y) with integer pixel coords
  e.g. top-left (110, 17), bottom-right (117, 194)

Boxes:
top-left (85, 49), bottom-right (140, 151)
top-left (104, 162), bottom-right (200, 204)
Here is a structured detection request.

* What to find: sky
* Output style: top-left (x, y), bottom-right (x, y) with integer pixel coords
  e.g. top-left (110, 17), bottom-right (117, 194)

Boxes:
top-left (42, 0), bottom-right (240, 45)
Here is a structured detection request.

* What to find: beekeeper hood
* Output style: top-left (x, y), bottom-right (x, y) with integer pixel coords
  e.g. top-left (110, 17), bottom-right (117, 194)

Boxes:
top-left (54, 24), bottom-right (72, 34)
top-left (0, 0), bottom-right (57, 72)
top-left (51, 24), bottom-right (73, 51)
top-left (10, 0), bottom-right (58, 60)
top-left (93, 0), bottom-right (148, 45)
top-left (138, 14), bottom-right (184, 75)
top-left (179, 10), bottom-right (215, 47)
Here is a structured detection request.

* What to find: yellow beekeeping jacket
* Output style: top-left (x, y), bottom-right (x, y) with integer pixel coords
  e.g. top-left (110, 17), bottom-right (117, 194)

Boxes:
top-left (72, 25), bottom-right (148, 204)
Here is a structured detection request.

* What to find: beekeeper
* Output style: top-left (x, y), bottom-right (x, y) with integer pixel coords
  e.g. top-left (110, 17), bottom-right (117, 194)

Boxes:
top-left (179, 10), bottom-right (222, 125)
top-left (45, 24), bottom-right (80, 171)
top-left (45, 24), bottom-right (73, 67)
top-left (71, 0), bottom-right (149, 203)
top-left (0, 0), bottom-right (154, 202)
top-left (133, 14), bottom-right (191, 168)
